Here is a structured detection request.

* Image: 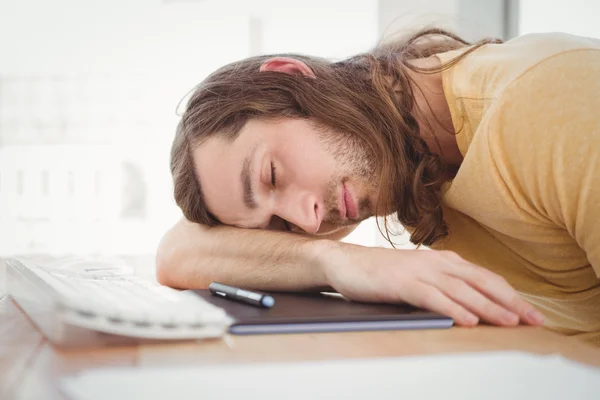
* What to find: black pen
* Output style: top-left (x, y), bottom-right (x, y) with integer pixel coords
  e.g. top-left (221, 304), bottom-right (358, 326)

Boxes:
top-left (208, 282), bottom-right (275, 308)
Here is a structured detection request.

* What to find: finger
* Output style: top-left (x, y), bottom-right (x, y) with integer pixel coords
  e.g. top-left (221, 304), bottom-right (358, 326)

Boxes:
top-left (435, 276), bottom-right (519, 326)
top-left (404, 283), bottom-right (480, 327)
top-left (450, 263), bottom-right (544, 326)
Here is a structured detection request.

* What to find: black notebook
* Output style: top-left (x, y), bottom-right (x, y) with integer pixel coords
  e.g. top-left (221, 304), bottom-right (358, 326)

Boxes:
top-left (190, 290), bottom-right (454, 335)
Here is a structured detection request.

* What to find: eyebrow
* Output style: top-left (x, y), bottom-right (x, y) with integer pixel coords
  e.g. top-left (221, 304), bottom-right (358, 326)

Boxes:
top-left (241, 146), bottom-right (259, 209)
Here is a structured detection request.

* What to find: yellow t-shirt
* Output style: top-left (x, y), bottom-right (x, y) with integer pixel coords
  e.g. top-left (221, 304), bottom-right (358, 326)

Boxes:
top-left (434, 32), bottom-right (600, 345)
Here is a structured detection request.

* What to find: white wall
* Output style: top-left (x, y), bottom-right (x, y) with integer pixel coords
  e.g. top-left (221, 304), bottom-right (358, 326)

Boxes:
top-left (377, 0), bottom-right (511, 43)
top-left (519, 0), bottom-right (600, 38)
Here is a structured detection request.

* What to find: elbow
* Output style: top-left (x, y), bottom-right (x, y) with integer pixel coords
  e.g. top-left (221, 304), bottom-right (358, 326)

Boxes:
top-left (155, 242), bottom-right (179, 288)
top-left (155, 219), bottom-right (213, 289)
top-left (155, 230), bottom-right (191, 289)
top-left (155, 234), bottom-right (211, 290)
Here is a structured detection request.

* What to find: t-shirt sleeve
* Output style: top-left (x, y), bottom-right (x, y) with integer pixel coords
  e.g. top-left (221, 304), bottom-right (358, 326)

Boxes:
top-left (491, 49), bottom-right (600, 276)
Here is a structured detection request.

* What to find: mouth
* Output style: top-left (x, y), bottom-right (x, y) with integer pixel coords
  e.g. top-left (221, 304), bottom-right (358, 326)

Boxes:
top-left (342, 182), bottom-right (358, 220)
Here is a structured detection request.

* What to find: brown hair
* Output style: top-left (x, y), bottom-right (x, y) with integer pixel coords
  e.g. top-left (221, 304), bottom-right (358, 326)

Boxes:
top-left (171, 27), bottom-right (501, 246)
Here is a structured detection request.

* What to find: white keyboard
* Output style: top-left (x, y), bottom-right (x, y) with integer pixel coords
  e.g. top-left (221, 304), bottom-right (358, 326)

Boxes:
top-left (6, 256), bottom-right (232, 346)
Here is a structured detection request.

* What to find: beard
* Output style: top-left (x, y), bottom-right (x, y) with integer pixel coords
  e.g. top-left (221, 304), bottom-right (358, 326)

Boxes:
top-left (313, 122), bottom-right (380, 227)
top-left (322, 179), bottom-right (374, 227)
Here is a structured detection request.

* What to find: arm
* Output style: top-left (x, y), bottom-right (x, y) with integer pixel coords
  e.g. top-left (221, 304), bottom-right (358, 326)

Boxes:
top-left (156, 218), bottom-right (543, 327)
top-left (156, 218), bottom-right (354, 291)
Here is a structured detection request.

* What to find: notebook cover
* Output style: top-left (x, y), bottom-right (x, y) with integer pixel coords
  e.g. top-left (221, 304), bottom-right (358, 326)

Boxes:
top-left (190, 290), bottom-right (453, 334)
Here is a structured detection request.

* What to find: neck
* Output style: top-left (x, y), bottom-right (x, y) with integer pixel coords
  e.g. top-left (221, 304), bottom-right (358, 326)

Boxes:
top-left (405, 57), bottom-right (462, 178)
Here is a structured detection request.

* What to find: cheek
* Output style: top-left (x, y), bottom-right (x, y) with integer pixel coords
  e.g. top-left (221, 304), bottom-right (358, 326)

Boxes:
top-left (318, 131), bottom-right (376, 178)
top-left (282, 140), bottom-right (338, 182)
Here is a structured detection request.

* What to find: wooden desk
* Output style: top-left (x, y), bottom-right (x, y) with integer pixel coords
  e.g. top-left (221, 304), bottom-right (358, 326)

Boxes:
top-left (2, 263), bottom-right (600, 400)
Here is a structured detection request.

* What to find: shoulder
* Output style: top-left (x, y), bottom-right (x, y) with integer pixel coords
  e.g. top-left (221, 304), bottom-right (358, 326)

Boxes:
top-left (492, 41), bottom-right (600, 134)
top-left (482, 40), bottom-right (600, 182)
top-left (440, 32), bottom-right (600, 66)
top-left (481, 33), bottom-right (600, 133)
top-left (502, 32), bottom-right (600, 53)
top-left (500, 32), bottom-right (600, 89)
top-left (439, 32), bottom-right (600, 99)
top-left (441, 33), bottom-right (600, 157)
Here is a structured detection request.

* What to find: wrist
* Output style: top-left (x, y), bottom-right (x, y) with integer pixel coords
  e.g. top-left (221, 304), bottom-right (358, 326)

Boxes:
top-left (305, 238), bottom-right (348, 288)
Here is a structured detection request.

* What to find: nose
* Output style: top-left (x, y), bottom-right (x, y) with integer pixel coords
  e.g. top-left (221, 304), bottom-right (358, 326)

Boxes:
top-left (278, 190), bottom-right (322, 234)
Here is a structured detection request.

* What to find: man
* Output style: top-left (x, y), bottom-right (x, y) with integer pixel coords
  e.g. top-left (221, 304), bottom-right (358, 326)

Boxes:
top-left (157, 29), bottom-right (600, 344)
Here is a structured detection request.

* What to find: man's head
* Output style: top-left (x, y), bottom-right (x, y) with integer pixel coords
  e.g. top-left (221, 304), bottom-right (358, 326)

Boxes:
top-left (171, 28), bottom-right (479, 245)
top-left (193, 114), bottom-right (378, 235)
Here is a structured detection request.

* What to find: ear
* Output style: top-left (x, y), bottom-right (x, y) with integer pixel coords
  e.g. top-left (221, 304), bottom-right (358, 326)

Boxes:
top-left (259, 57), bottom-right (316, 78)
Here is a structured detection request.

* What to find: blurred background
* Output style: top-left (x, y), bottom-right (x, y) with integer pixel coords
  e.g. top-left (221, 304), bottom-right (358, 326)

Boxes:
top-left (0, 0), bottom-right (598, 265)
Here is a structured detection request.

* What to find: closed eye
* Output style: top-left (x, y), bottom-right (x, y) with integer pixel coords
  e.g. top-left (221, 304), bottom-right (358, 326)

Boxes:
top-left (270, 161), bottom-right (277, 188)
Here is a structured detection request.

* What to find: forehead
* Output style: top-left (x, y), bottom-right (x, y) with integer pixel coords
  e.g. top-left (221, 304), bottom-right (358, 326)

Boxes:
top-left (192, 132), bottom-right (254, 227)
top-left (191, 118), bottom-right (286, 227)
top-left (191, 118), bottom-right (328, 226)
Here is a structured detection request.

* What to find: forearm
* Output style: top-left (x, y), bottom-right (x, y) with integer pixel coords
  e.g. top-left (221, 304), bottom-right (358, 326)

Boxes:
top-left (156, 218), bottom-right (336, 291)
top-left (155, 220), bottom-right (545, 328)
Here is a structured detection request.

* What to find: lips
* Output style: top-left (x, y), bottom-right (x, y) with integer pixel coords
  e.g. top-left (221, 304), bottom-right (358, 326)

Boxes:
top-left (343, 183), bottom-right (358, 220)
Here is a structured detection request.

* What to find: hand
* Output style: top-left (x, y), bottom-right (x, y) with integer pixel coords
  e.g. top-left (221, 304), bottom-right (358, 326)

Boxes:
top-left (319, 243), bottom-right (545, 327)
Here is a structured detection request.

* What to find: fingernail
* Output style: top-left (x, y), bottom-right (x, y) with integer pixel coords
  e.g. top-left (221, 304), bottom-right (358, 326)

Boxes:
top-left (464, 314), bottom-right (479, 326)
top-left (503, 312), bottom-right (519, 325)
top-left (527, 310), bottom-right (544, 325)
